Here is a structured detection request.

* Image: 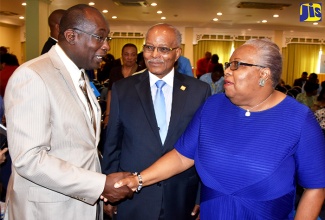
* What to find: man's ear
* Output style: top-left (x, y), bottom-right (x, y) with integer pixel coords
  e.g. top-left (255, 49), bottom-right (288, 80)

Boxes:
top-left (64, 29), bottom-right (76, 44)
top-left (175, 47), bottom-right (182, 62)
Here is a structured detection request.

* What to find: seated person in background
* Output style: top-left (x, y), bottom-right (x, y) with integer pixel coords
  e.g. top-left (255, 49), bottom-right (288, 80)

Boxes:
top-left (303, 73), bottom-right (321, 95)
top-left (196, 51), bottom-right (211, 79)
top-left (293, 71), bottom-right (308, 88)
top-left (176, 55), bottom-right (193, 77)
top-left (315, 108), bottom-right (325, 135)
top-left (0, 53), bottom-right (19, 97)
top-left (313, 86), bottom-right (325, 111)
top-left (200, 64), bottom-right (224, 95)
top-left (0, 46), bottom-right (7, 55)
top-left (206, 54), bottom-right (223, 73)
top-left (296, 81), bottom-right (318, 109)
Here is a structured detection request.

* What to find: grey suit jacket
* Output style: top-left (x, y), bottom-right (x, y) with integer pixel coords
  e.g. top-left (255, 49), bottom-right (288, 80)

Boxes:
top-left (4, 47), bottom-right (106, 220)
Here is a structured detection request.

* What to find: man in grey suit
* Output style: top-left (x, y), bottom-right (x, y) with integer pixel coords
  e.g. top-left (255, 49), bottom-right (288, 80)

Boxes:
top-left (101, 23), bottom-right (210, 220)
top-left (4, 4), bottom-right (132, 220)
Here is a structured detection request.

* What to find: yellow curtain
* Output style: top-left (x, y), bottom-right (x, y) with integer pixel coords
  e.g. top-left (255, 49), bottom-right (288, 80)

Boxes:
top-left (234, 41), bottom-right (245, 50)
top-left (180, 44), bottom-right (185, 54)
top-left (109, 38), bottom-right (145, 60)
top-left (193, 40), bottom-right (232, 68)
top-left (282, 43), bottom-right (321, 86)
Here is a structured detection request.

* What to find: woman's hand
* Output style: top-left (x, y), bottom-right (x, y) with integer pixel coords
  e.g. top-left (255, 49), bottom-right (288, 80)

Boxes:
top-left (114, 175), bottom-right (138, 192)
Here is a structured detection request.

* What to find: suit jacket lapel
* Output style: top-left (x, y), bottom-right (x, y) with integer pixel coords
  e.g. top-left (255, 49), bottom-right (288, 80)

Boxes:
top-left (164, 72), bottom-right (188, 147)
top-left (135, 71), bottom-right (162, 143)
top-left (48, 48), bottom-right (97, 140)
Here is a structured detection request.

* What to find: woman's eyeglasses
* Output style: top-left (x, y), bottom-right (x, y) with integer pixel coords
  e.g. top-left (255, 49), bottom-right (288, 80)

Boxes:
top-left (225, 61), bottom-right (265, 71)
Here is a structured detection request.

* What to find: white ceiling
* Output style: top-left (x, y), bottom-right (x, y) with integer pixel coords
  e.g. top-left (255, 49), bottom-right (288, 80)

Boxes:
top-left (0, 0), bottom-right (325, 34)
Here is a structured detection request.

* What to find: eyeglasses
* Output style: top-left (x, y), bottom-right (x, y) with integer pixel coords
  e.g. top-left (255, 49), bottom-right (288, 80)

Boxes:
top-left (225, 61), bottom-right (265, 71)
top-left (72, 28), bottom-right (112, 44)
top-left (143, 44), bottom-right (178, 54)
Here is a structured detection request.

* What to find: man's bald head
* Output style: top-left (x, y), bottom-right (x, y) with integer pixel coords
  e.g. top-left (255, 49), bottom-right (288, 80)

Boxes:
top-left (48, 9), bottom-right (66, 39)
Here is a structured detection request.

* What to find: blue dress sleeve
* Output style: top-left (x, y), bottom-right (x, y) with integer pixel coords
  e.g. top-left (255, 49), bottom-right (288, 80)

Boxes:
top-left (295, 110), bottom-right (325, 188)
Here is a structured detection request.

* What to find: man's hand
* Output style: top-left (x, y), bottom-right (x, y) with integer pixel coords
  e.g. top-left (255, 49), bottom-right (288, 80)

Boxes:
top-left (101, 172), bottom-right (133, 203)
top-left (191, 204), bottom-right (200, 220)
top-left (103, 203), bottom-right (117, 218)
top-left (0, 148), bottom-right (8, 164)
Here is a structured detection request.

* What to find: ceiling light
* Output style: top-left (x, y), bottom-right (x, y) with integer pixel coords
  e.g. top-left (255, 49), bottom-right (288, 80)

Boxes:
top-left (112, 16), bottom-right (117, 19)
top-left (213, 18), bottom-right (218, 21)
top-left (157, 10), bottom-right (162, 14)
top-left (22, 2), bottom-right (26, 6)
top-left (262, 20), bottom-right (267, 23)
top-left (19, 16), bottom-right (24, 19)
top-left (89, 2), bottom-right (95, 6)
top-left (217, 12), bottom-right (222, 16)
top-left (161, 16), bottom-right (166, 20)
top-left (151, 3), bottom-right (157, 6)
top-left (273, 14), bottom-right (279, 18)
top-left (102, 10), bottom-right (108, 13)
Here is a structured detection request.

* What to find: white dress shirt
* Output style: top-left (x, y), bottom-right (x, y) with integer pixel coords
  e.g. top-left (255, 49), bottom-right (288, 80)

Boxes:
top-left (149, 69), bottom-right (174, 130)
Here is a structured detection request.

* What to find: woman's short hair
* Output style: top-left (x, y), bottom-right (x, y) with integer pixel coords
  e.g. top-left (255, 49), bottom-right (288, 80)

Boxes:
top-left (243, 38), bottom-right (282, 87)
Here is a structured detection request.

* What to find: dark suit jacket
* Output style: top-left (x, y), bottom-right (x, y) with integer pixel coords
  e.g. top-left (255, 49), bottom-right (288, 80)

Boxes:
top-left (41, 37), bottom-right (57, 55)
top-left (102, 70), bottom-right (210, 220)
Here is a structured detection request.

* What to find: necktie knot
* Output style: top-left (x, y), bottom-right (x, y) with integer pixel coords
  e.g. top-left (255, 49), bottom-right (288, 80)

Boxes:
top-left (155, 80), bottom-right (166, 89)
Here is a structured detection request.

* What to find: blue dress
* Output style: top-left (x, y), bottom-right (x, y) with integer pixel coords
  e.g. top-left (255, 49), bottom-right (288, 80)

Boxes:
top-left (175, 94), bottom-right (325, 220)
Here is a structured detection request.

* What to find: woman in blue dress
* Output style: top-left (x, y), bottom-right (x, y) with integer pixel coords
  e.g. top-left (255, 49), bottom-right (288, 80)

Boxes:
top-left (114, 38), bottom-right (325, 219)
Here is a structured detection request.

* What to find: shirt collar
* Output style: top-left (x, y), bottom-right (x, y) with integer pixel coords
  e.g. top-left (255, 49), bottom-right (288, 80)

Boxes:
top-left (149, 68), bottom-right (175, 88)
top-left (54, 44), bottom-right (82, 82)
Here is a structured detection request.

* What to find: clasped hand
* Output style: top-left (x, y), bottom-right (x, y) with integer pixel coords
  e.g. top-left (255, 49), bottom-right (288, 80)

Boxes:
top-left (101, 172), bottom-right (134, 203)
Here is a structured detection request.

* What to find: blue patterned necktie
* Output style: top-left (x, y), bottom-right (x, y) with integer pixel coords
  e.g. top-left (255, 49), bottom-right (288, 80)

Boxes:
top-left (154, 80), bottom-right (167, 144)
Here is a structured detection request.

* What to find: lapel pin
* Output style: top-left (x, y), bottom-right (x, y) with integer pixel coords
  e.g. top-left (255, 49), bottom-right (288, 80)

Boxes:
top-left (180, 85), bottom-right (186, 91)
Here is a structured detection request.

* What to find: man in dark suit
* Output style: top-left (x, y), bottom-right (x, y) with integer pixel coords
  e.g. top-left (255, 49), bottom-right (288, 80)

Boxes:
top-left (293, 71), bottom-right (308, 88)
top-left (101, 23), bottom-right (210, 220)
top-left (41, 9), bottom-right (66, 54)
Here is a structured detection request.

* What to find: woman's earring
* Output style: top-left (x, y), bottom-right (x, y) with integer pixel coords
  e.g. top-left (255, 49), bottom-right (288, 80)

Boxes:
top-left (259, 78), bottom-right (265, 87)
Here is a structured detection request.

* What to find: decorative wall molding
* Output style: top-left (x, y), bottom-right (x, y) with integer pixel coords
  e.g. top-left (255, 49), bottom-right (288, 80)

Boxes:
top-left (194, 34), bottom-right (272, 44)
top-left (284, 37), bottom-right (324, 46)
top-left (110, 31), bottom-right (145, 38)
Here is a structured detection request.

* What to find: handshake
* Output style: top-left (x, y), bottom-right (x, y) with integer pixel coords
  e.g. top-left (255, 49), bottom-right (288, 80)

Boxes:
top-left (100, 172), bottom-right (139, 203)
